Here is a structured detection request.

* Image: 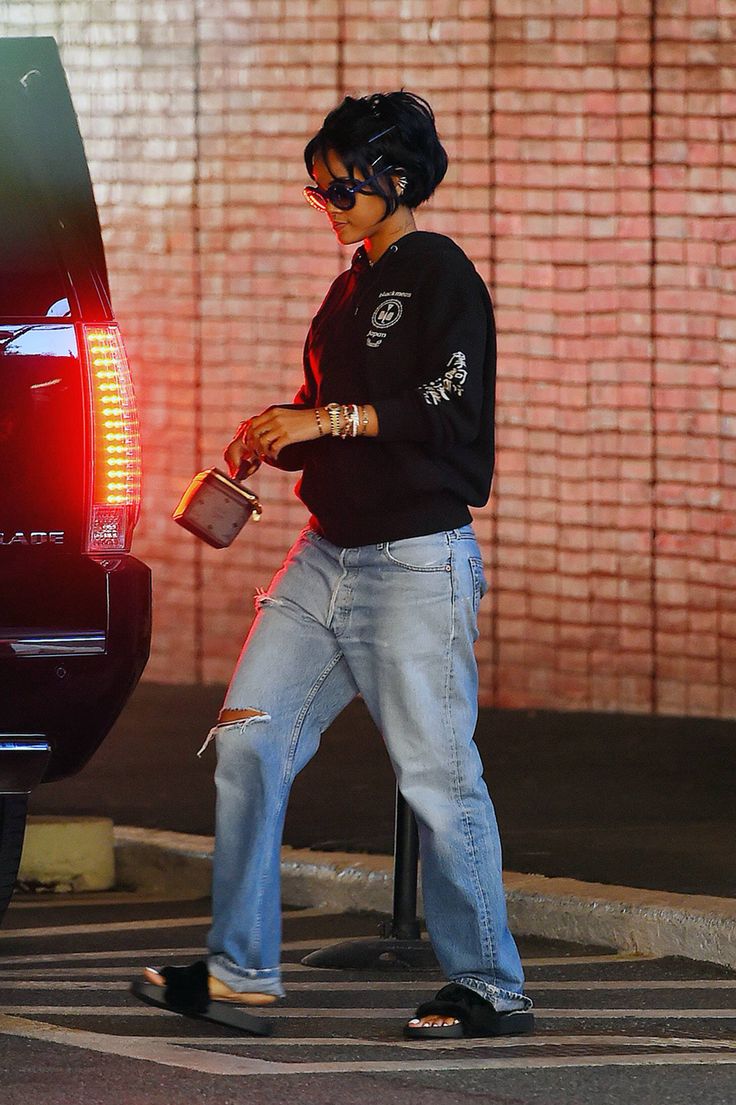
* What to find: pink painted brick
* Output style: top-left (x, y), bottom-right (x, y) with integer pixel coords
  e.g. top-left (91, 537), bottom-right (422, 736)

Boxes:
top-left (12, 3), bottom-right (729, 718)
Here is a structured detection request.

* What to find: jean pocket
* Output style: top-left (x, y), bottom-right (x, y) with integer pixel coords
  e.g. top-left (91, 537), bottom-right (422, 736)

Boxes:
top-left (383, 532), bottom-right (451, 572)
top-left (469, 557), bottom-right (488, 610)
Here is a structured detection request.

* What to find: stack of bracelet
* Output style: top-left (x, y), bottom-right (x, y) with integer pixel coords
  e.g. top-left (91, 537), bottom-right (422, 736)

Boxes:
top-left (322, 402), bottom-right (369, 438)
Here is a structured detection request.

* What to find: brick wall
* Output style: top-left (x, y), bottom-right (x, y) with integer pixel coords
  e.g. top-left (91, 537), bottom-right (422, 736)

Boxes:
top-left (2, 1), bottom-right (733, 717)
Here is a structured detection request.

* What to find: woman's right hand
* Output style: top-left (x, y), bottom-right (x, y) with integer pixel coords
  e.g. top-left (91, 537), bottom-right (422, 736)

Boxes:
top-left (223, 421), bottom-right (259, 479)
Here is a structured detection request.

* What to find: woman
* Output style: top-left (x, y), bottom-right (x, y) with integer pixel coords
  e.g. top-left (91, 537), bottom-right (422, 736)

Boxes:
top-left (133, 91), bottom-right (534, 1041)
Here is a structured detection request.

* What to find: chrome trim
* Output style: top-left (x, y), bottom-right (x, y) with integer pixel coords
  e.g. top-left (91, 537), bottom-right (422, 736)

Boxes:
top-left (0, 739), bottom-right (50, 752)
top-left (0, 631), bottom-right (106, 656)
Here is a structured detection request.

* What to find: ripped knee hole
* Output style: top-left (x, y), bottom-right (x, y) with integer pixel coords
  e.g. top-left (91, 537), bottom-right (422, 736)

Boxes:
top-left (196, 708), bottom-right (270, 757)
top-left (218, 708), bottom-right (267, 723)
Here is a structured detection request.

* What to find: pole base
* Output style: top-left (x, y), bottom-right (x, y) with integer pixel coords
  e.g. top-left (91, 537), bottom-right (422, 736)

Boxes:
top-left (301, 937), bottom-right (440, 971)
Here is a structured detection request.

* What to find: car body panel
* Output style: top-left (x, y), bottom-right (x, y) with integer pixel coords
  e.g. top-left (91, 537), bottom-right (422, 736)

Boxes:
top-left (0, 35), bottom-right (111, 319)
top-left (0, 37), bottom-right (151, 788)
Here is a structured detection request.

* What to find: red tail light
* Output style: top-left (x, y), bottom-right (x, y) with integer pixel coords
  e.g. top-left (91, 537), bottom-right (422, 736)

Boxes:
top-left (83, 324), bottom-right (142, 553)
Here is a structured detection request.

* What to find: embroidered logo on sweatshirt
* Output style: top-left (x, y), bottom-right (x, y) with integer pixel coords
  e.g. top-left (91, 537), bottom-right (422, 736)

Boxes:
top-left (371, 299), bottom-right (403, 329)
top-left (420, 351), bottom-right (468, 405)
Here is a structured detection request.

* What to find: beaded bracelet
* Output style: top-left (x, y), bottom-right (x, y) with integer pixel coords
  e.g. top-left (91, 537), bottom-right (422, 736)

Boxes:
top-left (325, 402), bottom-right (342, 437)
top-left (340, 403), bottom-right (360, 439)
top-left (338, 406), bottom-right (349, 439)
top-left (314, 407), bottom-right (326, 436)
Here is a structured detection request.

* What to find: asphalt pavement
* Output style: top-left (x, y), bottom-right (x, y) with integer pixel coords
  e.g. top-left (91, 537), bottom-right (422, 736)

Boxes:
top-left (1, 889), bottom-right (735, 1104)
top-left (31, 681), bottom-right (736, 899)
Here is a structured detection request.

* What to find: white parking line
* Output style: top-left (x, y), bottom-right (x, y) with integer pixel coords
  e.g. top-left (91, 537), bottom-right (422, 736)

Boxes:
top-left (4, 890), bottom-right (730, 1085)
top-left (0, 967), bottom-right (340, 979)
top-left (119, 1033), bottom-right (736, 1051)
top-left (0, 1014), bottom-right (733, 1076)
top-left (0, 922), bottom-right (343, 942)
top-left (3, 1005), bottom-right (736, 1019)
top-left (0, 947), bottom-right (653, 968)
top-left (7, 894), bottom-right (190, 910)
top-left (0, 1014), bottom-right (277, 1075)
top-left (0, 907), bottom-right (337, 942)
top-left (0, 960), bottom-right (328, 976)
top-left (0, 947), bottom-right (206, 967)
top-left (0, 917), bottom-right (213, 939)
top-left (2, 977), bottom-right (736, 992)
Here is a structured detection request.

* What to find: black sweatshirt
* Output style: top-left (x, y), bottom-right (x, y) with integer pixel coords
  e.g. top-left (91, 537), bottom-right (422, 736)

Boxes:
top-left (272, 230), bottom-right (496, 547)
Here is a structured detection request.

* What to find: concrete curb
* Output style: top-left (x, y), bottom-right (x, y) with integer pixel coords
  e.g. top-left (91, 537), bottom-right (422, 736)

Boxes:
top-left (114, 825), bottom-right (736, 969)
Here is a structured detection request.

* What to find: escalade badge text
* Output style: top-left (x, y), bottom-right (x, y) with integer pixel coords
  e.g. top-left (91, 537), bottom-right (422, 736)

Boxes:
top-left (0, 531), bottom-right (65, 545)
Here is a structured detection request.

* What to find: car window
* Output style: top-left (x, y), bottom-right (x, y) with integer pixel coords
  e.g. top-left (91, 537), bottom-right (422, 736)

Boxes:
top-left (0, 160), bottom-right (72, 319)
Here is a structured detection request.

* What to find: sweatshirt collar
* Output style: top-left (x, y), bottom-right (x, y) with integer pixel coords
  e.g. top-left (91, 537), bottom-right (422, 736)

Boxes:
top-left (351, 230), bottom-right (419, 274)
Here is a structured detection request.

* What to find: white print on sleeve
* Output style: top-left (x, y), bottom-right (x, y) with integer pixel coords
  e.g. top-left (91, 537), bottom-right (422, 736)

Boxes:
top-left (419, 352), bottom-right (468, 406)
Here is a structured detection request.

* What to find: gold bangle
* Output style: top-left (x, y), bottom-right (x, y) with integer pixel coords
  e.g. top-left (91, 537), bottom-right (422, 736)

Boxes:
top-left (314, 407), bottom-right (326, 436)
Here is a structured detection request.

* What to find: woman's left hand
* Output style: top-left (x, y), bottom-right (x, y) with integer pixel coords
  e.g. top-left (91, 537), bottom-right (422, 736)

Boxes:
top-left (243, 406), bottom-right (320, 461)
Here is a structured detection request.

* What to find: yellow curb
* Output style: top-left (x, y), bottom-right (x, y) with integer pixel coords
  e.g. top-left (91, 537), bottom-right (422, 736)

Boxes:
top-left (19, 816), bottom-right (115, 892)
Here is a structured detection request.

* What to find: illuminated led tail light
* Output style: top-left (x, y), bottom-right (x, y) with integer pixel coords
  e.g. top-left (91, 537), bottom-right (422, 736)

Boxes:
top-left (83, 325), bottom-right (142, 553)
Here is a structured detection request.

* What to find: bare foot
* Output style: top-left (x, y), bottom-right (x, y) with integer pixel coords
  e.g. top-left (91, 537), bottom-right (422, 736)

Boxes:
top-left (143, 967), bottom-right (278, 1005)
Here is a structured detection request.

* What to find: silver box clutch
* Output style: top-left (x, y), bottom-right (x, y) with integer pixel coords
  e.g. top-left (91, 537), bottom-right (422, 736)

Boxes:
top-left (172, 467), bottom-right (262, 549)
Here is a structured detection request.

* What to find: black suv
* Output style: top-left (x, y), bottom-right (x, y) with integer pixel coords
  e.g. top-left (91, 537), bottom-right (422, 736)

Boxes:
top-left (0, 37), bottom-right (151, 922)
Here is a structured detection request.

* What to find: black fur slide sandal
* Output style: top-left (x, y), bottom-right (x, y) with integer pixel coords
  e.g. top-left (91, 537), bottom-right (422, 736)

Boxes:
top-left (404, 982), bottom-right (535, 1040)
top-left (129, 960), bottom-right (274, 1036)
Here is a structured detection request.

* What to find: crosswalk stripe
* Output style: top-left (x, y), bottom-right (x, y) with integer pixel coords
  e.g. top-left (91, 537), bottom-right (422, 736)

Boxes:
top-left (0, 1014), bottom-right (733, 1075)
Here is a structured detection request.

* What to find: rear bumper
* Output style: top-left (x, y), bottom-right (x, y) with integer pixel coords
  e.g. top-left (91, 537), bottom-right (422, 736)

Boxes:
top-left (0, 631), bottom-right (105, 657)
top-left (0, 739), bottom-right (52, 793)
top-left (0, 555), bottom-right (151, 783)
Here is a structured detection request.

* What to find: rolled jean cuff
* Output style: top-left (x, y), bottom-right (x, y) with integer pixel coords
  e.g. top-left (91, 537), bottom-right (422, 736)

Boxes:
top-left (208, 954), bottom-right (286, 998)
top-left (452, 975), bottom-right (534, 1012)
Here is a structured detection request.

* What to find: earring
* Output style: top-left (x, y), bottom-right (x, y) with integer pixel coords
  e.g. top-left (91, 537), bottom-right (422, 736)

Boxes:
top-left (396, 174), bottom-right (408, 194)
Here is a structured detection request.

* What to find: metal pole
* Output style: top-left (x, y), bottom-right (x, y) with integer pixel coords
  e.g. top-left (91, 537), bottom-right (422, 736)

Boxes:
top-left (301, 783), bottom-right (438, 970)
top-left (391, 787), bottom-right (421, 940)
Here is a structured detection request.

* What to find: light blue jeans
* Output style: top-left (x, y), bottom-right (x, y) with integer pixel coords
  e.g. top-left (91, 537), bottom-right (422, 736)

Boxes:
top-left (201, 523), bottom-right (532, 1012)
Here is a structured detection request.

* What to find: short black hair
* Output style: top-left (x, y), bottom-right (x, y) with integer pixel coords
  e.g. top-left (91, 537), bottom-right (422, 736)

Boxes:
top-left (304, 91), bottom-right (448, 215)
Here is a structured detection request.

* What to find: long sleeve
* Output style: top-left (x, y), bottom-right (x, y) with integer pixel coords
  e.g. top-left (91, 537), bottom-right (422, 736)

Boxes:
top-left (372, 254), bottom-right (494, 450)
top-left (264, 333), bottom-right (317, 472)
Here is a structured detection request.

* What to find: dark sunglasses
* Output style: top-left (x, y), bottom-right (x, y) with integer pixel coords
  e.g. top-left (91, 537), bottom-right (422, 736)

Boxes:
top-left (303, 123), bottom-right (397, 212)
top-left (303, 166), bottom-right (396, 212)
